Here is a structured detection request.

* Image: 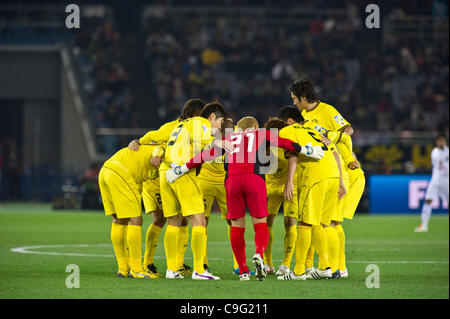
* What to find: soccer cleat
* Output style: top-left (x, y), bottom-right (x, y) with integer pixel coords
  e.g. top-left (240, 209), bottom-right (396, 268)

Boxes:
top-left (144, 264), bottom-right (160, 278)
top-left (177, 263), bottom-right (193, 276)
top-left (233, 268), bottom-right (255, 276)
top-left (265, 265), bottom-right (275, 274)
top-left (240, 273), bottom-right (251, 281)
top-left (275, 265), bottom-right (290, 276)
top-left (203, 264), bottom-right (210, 272)
top-left (129, 270), bottom-right (152, 279)
top-left (166, 269), bottom-right (184, 279)
top-left (277, 272), bottom-right (306, 280)
top-left (414, 225), bottom-right (428, 233)
top-left (305, 266), bottom-right (315, 275)
top-left (306, 267), bottom-right (332, 280)
top-left (192, 270), bottom-right (220, 280)
top-left (252, 253), bottom-right (266, 281)
top-left (117, 269), bottom-right (129, 278)
top-left (331, 270), bottom-right (341, 279)
top-left (340, 269), bottom-right (348, 278)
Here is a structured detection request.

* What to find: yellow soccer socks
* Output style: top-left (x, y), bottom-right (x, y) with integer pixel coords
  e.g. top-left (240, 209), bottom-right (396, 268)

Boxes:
top-left (143, 224), bottom-right (162, 267)
top-left (312, 225), bottom-right (330, 270)
top-left (324, 226), bottom-right (340, 273)
top-left (305, 244), bottom-right (315, 269)
top-left (164, 224), bottom-right (179, 271)
top-left (111, 223), bottom-right (129, 273)
top-left (264, 226), bottom-right (274, 268)
top-left (127, 225), bottom-right (144, 273)
top-left (203, 229), bottom-right (209, 267)
top-left (177, 225), bottom-right (189, 269)
top-left (335, 224), bottom-right (347, 272)
top-left (293, 225), bottom-right (312, 275)
top-left (282, 225), bottom-right (297, 267)
top-left (191, 225), bottom-right (206, 274)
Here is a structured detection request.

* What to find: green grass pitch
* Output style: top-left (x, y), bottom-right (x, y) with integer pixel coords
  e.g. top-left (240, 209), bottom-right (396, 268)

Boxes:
top-left (0, 202), bottom-right (448, 299)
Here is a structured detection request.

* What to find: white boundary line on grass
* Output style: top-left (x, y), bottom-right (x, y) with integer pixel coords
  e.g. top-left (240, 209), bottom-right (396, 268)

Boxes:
top-left (10, 244), bottom-right (449, 264)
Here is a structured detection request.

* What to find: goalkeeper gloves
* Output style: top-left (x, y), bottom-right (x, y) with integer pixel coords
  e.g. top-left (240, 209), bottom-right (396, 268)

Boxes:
top-left (166, 164), bottom-right (189, 183)
top-left (300, 143), bottom-right (324, 160)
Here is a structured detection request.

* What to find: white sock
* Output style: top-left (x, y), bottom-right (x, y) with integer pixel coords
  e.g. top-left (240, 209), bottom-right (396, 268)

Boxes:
top-left (421, 203), bottom-right (432, 229)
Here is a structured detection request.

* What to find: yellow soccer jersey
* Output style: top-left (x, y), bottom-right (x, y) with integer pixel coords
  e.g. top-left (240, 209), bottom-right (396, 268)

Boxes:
top-left (160, 116), bottom-right (214, 169)
top-left (279, 123), bottom-right (340, 186)
top-left (302, 120), bottom-right (353, 167)
top-left (198, 156), bottom-right (226, 185)
top-left (139, 119), bottom-right (180, 145)
top-left (302, 107), bottom-right (360, 168)
top-left (301, 101), bottom-right (350, 132)
top-left (103, 144), bottom-right (158, 184)
top-left (265, 147), bottom-right (298, 185)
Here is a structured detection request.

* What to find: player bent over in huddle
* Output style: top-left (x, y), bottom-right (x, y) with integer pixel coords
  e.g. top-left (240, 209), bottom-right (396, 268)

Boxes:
top-left (263, 117), bottom-right (300, 276)
top-left (290, 78), bottom-right (365, 278)
top-left (197, 118), bottom-right (241, 273)
top-left (166, 116), bottom-right (324, 281)
top-left (129, 99), bottom-right (206, 277)
top-left (278, 113), bottom-right (346, 281)
top-left (159, 102), bottom-right (233, 280)
top-left (99, 143), bottom-right (161, 279)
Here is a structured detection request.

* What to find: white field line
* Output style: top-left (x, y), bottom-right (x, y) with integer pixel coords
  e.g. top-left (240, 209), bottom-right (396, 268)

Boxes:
top-left (9, 244), bottom-right (449, 264)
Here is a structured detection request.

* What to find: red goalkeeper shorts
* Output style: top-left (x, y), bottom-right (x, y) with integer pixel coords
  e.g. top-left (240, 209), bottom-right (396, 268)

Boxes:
top-left (225, 173), bottom-right (269, 220)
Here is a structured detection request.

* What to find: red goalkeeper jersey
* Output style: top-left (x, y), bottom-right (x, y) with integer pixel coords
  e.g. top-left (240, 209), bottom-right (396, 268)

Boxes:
top-left (186, 129), bottom-right (301, 178)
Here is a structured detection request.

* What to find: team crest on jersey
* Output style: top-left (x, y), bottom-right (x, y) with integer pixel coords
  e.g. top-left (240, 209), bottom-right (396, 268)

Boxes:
top-left (202, 124), bottom-right (208, 133)
top-left (314, 125), bottom-right (327, 135)
top-left (333, 115), bottom-right (346, 126)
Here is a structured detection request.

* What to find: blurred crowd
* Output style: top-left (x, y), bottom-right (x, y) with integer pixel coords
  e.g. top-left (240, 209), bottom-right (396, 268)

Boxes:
top-left (72, 16), bottom-right (141, 153)
top-left (142, 0), bottom-right (449, 133)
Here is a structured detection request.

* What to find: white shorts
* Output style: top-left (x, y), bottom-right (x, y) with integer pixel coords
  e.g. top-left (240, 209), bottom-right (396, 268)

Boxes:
top-left (425, 178), bottom-right (449, 202)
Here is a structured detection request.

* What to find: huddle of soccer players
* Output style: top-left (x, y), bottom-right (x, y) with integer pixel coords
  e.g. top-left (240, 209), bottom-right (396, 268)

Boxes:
top-left (98, 77), bottom-right (365, 281)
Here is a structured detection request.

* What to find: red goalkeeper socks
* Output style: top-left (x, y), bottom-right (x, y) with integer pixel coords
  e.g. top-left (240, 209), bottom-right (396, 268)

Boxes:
top-left (254, 222), bottom-right (269, 258)
top-left (230, 226), bottom-right (249, 274)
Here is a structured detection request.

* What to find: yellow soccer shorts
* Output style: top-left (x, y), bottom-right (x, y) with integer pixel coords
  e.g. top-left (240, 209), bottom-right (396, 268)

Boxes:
top-left (342, 169), bottom-right (365, 220)
top-left (332, 169), bottom-right (350, 222)
top-left (197, 178), bottom-right (228, 218)
top-left (298, 177), bottom-right (340, 226)
top-left (266, 182), bottom-right (298, 218)
top-left (98, 166), bottom-right (142, 219)
top-left (160, 169), bottom-right (205, 218)
top-left (142, 178), bottom-right (162, 214)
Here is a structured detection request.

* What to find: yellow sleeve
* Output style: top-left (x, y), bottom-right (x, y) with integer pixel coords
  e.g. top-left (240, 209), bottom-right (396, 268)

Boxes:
top-left (199, 118), bottom-right (213, 148)
top-left (152, 145), bottom-right (165, 158)
top-left (327, 106), bottom-right (351, 132)
top-left (337, 140), bottom-right (355, 165)
top-left (325, 130), bottom-right (339, 144)
top-left (139, 120), bottom-right (179, 145)
top-left (339, 132), bottom-right (353, 152)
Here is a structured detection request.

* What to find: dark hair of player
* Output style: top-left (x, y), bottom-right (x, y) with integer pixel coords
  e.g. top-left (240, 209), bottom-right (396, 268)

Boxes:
top-left (289, 78), bottom-right (319, 103)
top-left (436, 134), bottom-right (447, 141)
top-left (264, 117), bottom-right (288, 130)
top-left (180, 98), bottom-right (206, 120)
top-left (277, 105), bottom-right (304, 123)
top-left (200, 101), bottom-right (227, 120)
top-left (221, 118), bottom-right (234, 135)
